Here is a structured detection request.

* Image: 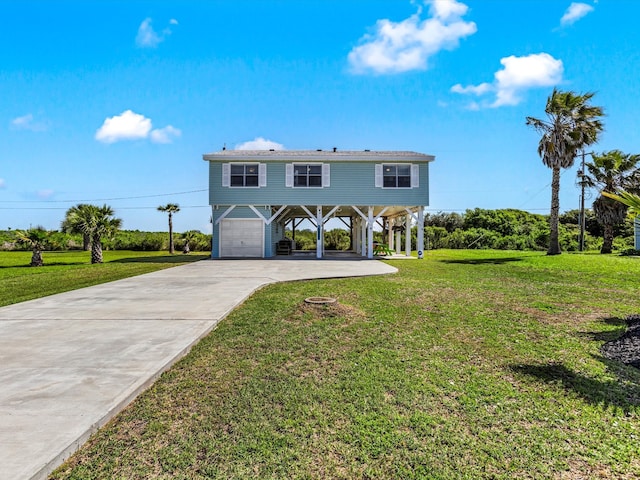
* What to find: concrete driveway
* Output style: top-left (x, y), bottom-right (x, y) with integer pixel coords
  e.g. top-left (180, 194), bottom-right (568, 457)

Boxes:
top-left (0, 258), bottom-right (397, 480)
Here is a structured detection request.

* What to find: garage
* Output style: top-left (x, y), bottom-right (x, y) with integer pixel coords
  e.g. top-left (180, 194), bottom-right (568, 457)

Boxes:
top-left (219, 219), bottom-right (264, 257)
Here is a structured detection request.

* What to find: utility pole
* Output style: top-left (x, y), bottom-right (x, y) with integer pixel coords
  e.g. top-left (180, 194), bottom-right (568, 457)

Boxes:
top-left (578, 151), bottom-right (594, 252)
top-left (578, 151), bottom-right (586, 251)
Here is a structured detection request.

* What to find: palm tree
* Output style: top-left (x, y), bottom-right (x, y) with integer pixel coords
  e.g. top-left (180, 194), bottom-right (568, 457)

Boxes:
top-left (526, 89), bottom-right (604, 255)
top-left (157, 203), bottom-right (180, 254)
top-left (64, 204), bottom-right (122, 263)
top-left (61, 203), bottom-right (93, 250)
top-left (583, 150), bottom-right (640, 253)
top-left (15, 227), bottom-right (48, 266)
top-left (603, 190), bottom-right (640, 217)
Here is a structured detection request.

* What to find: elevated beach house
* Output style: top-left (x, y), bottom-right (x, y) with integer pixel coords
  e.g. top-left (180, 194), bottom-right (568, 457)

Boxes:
top-left (203, 149), bottom-right (435, 259)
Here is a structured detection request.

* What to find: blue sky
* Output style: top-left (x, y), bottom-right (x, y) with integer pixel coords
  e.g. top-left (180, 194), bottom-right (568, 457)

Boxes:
top-left (2, 0), bottom-right (638, 233)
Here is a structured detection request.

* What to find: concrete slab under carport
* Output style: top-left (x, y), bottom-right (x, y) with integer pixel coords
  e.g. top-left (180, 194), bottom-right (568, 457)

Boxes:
top-left (0, 258), bottom-right (397, 480)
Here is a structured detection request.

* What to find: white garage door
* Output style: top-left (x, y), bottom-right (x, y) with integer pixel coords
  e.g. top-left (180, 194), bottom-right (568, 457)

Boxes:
top-left (220, 219), bottom-right (264, 257)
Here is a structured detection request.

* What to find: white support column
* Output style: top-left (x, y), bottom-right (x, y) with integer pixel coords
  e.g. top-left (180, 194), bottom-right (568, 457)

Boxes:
top-left (316, 205), bottom-right (323, 259)
top-left (417, 208), bottom-right (424, 259)
top-left (396, 222), bottom-right (402, 254)
top-left (367, 206), bottom-right (374, 259)
top-left (405, 215), bottom-right (411, 257)
top-left (361, 218), bottom-right (367, 257)
top-left (389, 218), bottom-right (395, 251)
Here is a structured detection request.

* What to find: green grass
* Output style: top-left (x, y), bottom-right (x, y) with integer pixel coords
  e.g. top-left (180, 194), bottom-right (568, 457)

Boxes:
top-left (43, 250), bottom-right (640, 479)
top-left (0, 250), bottom-right (209, 307)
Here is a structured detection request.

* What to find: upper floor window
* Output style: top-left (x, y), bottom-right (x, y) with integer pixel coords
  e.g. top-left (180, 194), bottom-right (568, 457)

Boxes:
top-left (286, 163), bottom-right (330, 188)
top-left (383, 164), bottom-right (411, 188)
top-left (375, 164), bottom-right (419, 188)
top-left (222, 163), bottom-right (266, 187)
top-left (294, 164), bottom-right (322, 187)
top-left (231, 163), bottom-right (259, 187)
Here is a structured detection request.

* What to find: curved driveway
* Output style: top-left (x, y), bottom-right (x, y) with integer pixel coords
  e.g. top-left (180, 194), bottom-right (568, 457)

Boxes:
top-left (0, 258), bottom-right (396, 480)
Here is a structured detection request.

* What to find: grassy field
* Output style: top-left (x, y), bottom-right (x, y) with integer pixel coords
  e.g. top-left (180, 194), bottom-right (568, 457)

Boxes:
top-left (34, 250), bottom-right (640, 479)
top-left (0, 250), bottom-right (209, 307)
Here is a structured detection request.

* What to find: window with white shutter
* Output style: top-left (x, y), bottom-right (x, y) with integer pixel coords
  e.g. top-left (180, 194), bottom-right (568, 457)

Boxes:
top-left (285, 164), bottom-right (294, 187)
top-left (322, 164), bottom-right (330, 187)
top-left (411, 164), bottom-right (419, 188)
top-left (222, 163), bottom-right (230, 187)
top-left (288, 163), bottom-right (326, 188)
top-left (259, 164), bottom-right (267, 187)
top-left (223, 163), bottom-right (264, 187)
top-left (377, 163), bottom-right (416, 188)
top-left (375, 164), bottom-right (383, 187)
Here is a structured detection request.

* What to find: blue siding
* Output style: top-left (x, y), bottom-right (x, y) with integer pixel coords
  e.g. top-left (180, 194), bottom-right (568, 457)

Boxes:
top-left (635, 218), bottom-right (640, 250)
top-left (268, 219), bottom-right (287, 257)
top-left (211, 220), bottom-right (220, 258)
top-left (209, 161), bottom-right (429, 206)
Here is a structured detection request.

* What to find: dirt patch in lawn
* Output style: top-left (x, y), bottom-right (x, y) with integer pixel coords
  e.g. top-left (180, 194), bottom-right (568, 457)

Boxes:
top-left (297, 301), bottom-right (366, 321)
top-left (601, 314), bottom-right (640, 368)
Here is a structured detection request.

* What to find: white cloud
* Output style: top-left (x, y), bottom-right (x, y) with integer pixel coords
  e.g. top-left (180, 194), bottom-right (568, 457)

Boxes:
top-left (136, 17), bottom-right (177, 47)
top-left (560, 2), bottom-right (594, 26)
top-left (493, 53), bottom-right (564, 106)
top-left (136, 18), bottom-right (161, 47)
top-left (11, 113), bottom-right (48, 132)
top-left (95, 110), bottom-right (152, 143)
top-left (465, 101), bottom-right (481, 111)
top-left (348, 0), bottom-right (477, 74)
top-left (95, 110), bottom-right (180, 144)
top-left (11, 114), bottom-right (33, 128)
top-left (37, 189), bottom-right (54, 199)
top-left (450, 53), bottom-right (563, 108)
top-left (0, 178), bottom-right (5, 189)
top-left (450, 82), bottom-right (491, 95)
top-left (235, 137), bottom-right (285, 150)
top-left (150, 125), bottom-right (182, 144)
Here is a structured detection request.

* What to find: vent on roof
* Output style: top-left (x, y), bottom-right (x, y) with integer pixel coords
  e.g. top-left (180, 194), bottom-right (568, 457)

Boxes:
top-left (269, 149), bottom-right (275, 151)
top-left (364, 149), bottom-right (370, 152)
top-left (333, 147), bottom-right (337, 152)
top-left (316, 149), bottom-right (322, 151)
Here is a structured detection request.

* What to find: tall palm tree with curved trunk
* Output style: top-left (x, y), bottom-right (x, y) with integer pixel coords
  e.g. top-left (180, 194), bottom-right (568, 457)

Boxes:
top-left (584, 150), bottom-right (640, 253)
top-left (526, 89), bottom-right (604, 255)
top-left (15, 227), bottom-right (48, 266)
top-left (158, 203), bottom-right (180, 254)
top-left (64, 204), bottom-right (122, 263)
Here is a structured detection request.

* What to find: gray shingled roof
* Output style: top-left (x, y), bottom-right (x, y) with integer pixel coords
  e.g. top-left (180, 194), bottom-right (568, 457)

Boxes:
top-left (203, 149), bottom-right (435, 162)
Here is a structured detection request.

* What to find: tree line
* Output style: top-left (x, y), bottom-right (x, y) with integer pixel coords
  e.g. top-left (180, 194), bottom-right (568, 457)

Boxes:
top-left (4, 203), bottom-right (211, 266)
top-left (1, 228), bottom-right (211, 253)
top-left (288, 207), bottom-right (635, 254)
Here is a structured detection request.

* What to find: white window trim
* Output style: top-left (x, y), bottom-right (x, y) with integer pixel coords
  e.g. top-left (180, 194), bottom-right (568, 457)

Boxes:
top-left (287, 162), bottom-right (329, 188)
top-left (222, 162), bottom-right (266, 188)
top-left (376, 163), bottom-right (419, 189)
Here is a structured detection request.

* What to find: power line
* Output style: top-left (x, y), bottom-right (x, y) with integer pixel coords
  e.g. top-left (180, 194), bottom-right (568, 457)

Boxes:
top-left (0, 205), bottom-right (210, 211)
top-left (0, 189), bottom-right (208, 204)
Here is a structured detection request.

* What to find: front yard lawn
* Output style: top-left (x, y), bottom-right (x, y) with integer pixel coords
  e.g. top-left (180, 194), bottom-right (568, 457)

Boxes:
top-left (50, 250), bottom-right (640, 479)
top-left (0, 250), bottom-right (209, 307)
